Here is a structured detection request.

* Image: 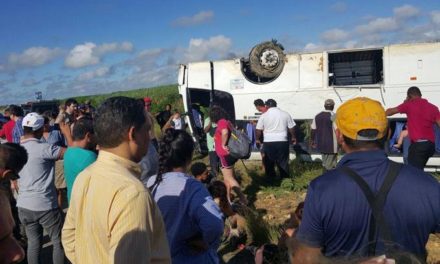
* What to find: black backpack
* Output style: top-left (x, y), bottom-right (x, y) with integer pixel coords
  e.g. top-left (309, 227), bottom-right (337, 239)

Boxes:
top-left (227, 123), bottom-right (252, 160)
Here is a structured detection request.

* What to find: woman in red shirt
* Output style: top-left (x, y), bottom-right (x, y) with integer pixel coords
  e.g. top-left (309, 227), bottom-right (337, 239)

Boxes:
top-left (209, 106), bottom-right (247, 205)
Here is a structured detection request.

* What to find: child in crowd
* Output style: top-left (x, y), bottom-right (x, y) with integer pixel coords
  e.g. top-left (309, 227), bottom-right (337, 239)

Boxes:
top-left (191, 162), bottom-right (211, 184)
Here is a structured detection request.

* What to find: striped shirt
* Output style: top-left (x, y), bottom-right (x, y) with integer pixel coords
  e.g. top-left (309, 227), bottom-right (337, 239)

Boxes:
top-left (62, 151), bottom-right (171, 264)
top-left (12, 117), bottom-right (23, 144)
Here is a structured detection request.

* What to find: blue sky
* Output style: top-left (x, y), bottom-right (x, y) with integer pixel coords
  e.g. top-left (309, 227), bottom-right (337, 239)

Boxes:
top-left (0, 0), bottom-right (439, 105)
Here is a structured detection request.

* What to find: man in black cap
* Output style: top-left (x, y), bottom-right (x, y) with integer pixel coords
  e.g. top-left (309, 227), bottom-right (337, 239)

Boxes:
top-left (256, 99), bottom-right (296, 180)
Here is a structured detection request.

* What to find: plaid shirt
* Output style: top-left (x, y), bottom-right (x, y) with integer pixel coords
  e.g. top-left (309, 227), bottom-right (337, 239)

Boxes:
top-left (12, 117), bottom-right (23, 143)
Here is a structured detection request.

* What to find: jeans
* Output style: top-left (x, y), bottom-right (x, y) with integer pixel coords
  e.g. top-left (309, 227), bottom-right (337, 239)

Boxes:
top-left (408, 141), bottom-right (435, 170)
top-left (263, 141), bottom-right (290, 179)
top-left (18, 207), bottom-right (64, 264)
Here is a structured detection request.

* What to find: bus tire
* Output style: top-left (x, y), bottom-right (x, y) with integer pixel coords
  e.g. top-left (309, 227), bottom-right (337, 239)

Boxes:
top-left (249, 41), bottom-right (286, 79)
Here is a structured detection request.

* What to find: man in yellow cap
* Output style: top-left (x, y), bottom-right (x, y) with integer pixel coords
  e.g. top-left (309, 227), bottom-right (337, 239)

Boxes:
top-left (290, 97), bottom-right (440, 263)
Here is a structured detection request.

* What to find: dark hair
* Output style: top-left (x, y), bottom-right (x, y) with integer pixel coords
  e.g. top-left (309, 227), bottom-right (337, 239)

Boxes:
top-left (72, 118), bottom-right (94, 141)
top-left (254, 99), bottom-right (265, 107)
top-left (407, 86), bottom-right (422, 98)
top-left (0, 143), bottom-right (28, 173)
top-left (191, 162), bottom-right (207, 176)
top-left (94, 96), bottom-right (147, 148)
top-left (9, 105), bottom-right (24, 117)
top-left (209, 106), bottom-right (229, 123)
top-left (265, 99), bottom-right (277, 108)
top-left (65, 98), bottom-right (78, 107)
top-left (149, 129), bottom-right (194, 192)
top-left (343, 129), bottom-right (385, 150)
top-left (208, 180), bottom-right (228, 201)
top-left (165, 104), bottom-right (172, 109)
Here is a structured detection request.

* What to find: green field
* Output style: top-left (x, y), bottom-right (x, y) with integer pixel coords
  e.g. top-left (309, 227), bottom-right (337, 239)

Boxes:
top-left (73, 84), bottom-right (183, 113)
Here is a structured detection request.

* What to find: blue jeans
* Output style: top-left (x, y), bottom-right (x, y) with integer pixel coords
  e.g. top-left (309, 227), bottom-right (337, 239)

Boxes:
top-left (18, 207), bottom-right (64, 264)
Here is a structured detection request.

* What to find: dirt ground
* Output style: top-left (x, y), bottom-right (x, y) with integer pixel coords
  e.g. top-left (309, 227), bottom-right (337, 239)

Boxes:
top-left (253, 190), bottom-right (440, 264)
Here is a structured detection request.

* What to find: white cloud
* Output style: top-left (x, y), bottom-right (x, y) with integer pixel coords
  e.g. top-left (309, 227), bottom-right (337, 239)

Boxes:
top-left (394, 5), bottom-right (420, 19)
top-left (172, 11), bottom-right (214, 27)
top-left (330, 2), bottom-right (347, 13)
top-left (7, 47), bottom-right (62, 68)
top-left (184, 35), bottom-right (232, 62)
top-left (321, 28), bottom-right (349, 43)
top-left (356, 17), bottom-right (399, 35)
top-left (77, 66), bottom-right (111, 81)
top-left (304, 43), bottom-right (321, 51)
top-left (64, 42), bottom-right (99, 68)
top-left (64, 41), bottom-right (134, 68)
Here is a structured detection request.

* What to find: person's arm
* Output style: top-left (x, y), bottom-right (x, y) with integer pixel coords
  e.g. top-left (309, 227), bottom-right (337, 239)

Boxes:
top-left (256, 116), bottom-right (264, 145)
top-left (289, 183), bottom-right (325, 263)
top-left (59, 122), bottom-right (73, 147)
top-left (385, 107), bottom-right (399, 116)
top-left (310, 130), bottom-right (316, 147)
top-left (188, 183), bottom-right (224, 250)
top-left (0, 191), bottom-right (25, 263)
top-left (386, 101), bottom-right (408, 117)
top-left (310, 118), bottom-right (317, 147)
top-left (62, 191), bottom-right (77, 262)
top-left (256, 129), bottom-right (263, 145)
top-left (221, 127), bottom-right (229, 153)
top-left (289, 239), bottom-right (324, 264)
top-left (162, 115), bottom-right (174, 132)
top-left (289, 127), bottom-right (297, 145)
top-left (204, 120), bottom-right (212, 133)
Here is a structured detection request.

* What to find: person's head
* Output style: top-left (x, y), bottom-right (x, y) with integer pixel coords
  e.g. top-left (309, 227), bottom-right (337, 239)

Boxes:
top-left (209, 106), bottom-right (229, 123)
top-left (4, 107), bottom-right (11, 118)
top-left (173, 109), bottom-right (181, 118)
top-left (94, 96), bottom-right (150, 162)
top-left (265, 99), bottom-right (277, 108)
top-left (72, 118), bottom-right (96, 150)
top-left (165, 104), bottom-right (172, 111)
top-left (8, 105), bottom-right (24, 120)
top-left (335, 97), bottom-right (387, 153)
top-left (0, 143), bottom-right (28, 180)
top-left (158, 129), bottom-right (194, 173)
top-left (143, 97), bottom-right (152, 112)
top-left (190, 162), bottom-right (209, 182)
top-left (65, 98), bottom-right (78, 114)
top-left (406, 86), bottom-right (422, 100)
top-left (22, 112), bottom-right (45, 139)
top-left (324, 99), bottom-right (335, 111)
top-left (254, 99), bottom-right (266, 112)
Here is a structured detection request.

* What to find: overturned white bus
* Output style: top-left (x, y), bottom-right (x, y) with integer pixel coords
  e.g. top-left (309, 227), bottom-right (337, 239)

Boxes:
top-left (178, 41), bottom-right (440, 169)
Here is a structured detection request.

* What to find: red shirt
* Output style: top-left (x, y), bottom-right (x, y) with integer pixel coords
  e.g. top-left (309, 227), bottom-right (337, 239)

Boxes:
top-left (0, 120), bottom-right (15, 142)
top-left (398, 98), bottom-right (440, 143)
top-left (214, 119), bottom-right (230, 157)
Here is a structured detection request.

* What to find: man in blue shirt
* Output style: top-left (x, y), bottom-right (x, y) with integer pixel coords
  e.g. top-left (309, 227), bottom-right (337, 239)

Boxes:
top-left (64, 118), bottom-right (97, 204)
top-left (292, 97), bottom-right (440, 263)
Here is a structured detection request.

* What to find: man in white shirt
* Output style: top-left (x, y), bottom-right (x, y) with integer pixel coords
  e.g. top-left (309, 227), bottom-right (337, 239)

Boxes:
top-left (256, 99), bottom-right (296, 180)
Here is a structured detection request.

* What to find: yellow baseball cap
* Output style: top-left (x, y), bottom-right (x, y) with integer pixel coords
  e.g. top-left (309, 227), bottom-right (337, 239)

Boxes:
top-left (335, 97), bottom-right (387, 140)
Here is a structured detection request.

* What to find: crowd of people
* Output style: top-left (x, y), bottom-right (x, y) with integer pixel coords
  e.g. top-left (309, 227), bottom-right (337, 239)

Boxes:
top-left (0, 85), bottom-right (439, 264)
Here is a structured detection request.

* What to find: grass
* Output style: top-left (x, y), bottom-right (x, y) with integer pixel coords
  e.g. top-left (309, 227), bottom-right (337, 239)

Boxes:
top-left (73, 84), bottom-right (183, 114)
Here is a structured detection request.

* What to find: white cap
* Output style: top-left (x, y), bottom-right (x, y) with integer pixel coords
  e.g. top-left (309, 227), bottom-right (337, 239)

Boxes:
top-left (22, 112), bottom-right (44, 131)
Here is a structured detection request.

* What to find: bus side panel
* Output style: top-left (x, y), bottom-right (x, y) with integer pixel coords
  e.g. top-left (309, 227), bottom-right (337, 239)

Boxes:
top-left (385, 43), bottom-right (440, 107)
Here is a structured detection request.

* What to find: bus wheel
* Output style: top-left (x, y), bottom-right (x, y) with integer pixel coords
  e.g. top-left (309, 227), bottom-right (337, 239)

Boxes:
top-left (249, 40), bottom-right (286, 79)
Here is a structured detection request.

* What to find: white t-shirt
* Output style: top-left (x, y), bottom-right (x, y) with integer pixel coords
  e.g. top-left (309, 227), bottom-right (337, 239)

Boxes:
top-left (172, 117), bottom-right (183, 130)
top-left (256, 107), bottom-right (296, 142)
